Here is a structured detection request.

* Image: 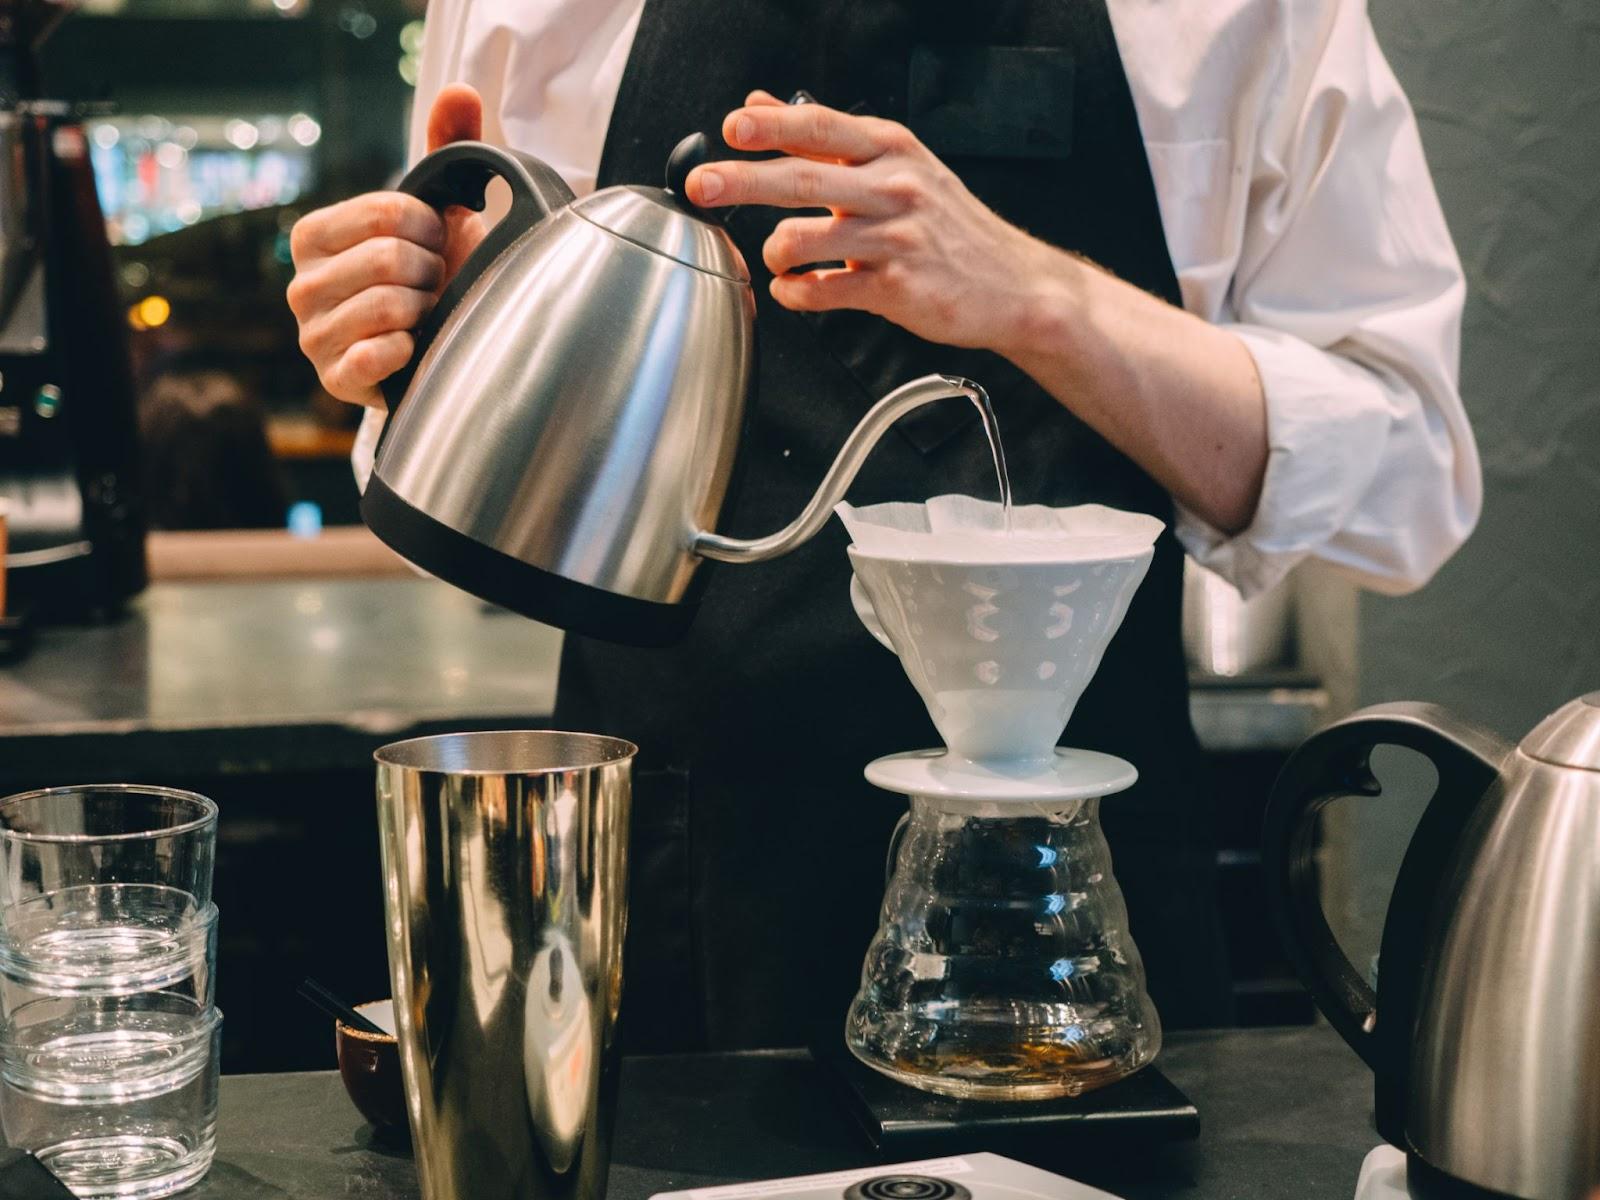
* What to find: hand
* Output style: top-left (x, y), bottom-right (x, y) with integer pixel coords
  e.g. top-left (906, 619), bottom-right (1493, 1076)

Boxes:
top-left (288, 85), bottom-right (490, 408)
top-left (685, 91), bottom-right (1060, 355)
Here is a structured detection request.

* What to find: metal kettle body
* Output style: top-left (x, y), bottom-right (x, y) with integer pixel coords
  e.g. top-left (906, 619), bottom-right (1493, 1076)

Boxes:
top-left (1263, 692), bottom-right (1600, 1200)
top-left (360, 141), bottom-right (984, 645)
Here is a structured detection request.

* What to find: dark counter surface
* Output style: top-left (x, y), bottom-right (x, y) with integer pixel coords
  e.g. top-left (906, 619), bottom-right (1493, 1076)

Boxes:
top-left (195, 1026), bottom-right (1376, 1200)
top-left (0, 579), bottom-right (561, 781)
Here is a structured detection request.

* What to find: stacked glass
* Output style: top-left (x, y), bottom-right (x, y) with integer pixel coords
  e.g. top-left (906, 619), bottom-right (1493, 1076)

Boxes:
top-left (0, 787), bottom-right (222, 1200)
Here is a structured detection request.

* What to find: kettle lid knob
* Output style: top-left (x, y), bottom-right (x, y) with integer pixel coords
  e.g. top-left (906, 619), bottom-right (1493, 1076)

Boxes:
top-left (1519, 691), bottom-right (1600, 769)
top-left (665, 132), bottom-right (716, 213)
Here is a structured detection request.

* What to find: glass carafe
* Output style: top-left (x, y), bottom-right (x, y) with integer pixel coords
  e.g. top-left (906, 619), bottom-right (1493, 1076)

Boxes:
top-left (846, 792), bottom-right (1160, 1101)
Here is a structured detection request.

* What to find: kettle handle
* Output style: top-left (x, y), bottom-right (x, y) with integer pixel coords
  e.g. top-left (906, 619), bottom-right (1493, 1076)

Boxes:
top-left (1261, 702), bottom-right (1508, 1146)
top-left (378, 141), bottom-right (576, 413)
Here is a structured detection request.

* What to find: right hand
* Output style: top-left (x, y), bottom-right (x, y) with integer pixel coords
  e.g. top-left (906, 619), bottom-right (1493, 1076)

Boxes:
top-left (288, 85), bottom-right (490, 408)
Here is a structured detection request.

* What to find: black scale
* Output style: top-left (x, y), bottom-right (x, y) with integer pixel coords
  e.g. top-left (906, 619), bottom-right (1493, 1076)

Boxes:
top-left (811, 1034), bottom-right (1199, 1158)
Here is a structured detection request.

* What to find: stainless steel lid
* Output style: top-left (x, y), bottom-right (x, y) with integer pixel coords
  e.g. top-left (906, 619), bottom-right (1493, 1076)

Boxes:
top-left (1519, 690), bottom-right (1600, 769)
top-left (572, 185), bottom-right (749, 282)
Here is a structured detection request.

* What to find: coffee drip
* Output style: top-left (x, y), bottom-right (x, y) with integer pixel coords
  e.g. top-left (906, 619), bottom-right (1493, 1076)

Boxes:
top-left (837, 494), bottom-right (1165, 1101)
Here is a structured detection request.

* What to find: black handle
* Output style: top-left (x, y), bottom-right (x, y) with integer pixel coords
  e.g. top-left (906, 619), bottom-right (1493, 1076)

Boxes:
top-left (664, 90), bottom-right (818, 220)
top-left (379, 141), bottom-right (576, 413)
top-left (297, 976), bottom-right (388, 1036)
top-left (1261, 702), bottom-right (1507, 1146)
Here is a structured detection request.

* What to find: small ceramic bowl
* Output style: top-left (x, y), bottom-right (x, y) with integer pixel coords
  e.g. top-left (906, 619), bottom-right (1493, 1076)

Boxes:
top-left (335, 1000), bottom-right (408, 1133)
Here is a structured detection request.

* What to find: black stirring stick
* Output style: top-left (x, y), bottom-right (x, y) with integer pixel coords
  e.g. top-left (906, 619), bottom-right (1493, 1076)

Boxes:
top-left (298, 977), bottom-right (389, 1036)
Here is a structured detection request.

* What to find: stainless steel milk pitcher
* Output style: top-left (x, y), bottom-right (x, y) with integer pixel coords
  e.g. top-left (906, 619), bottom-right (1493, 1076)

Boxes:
top-left (358, 137), bottom-right (988, 646)
top-left (375, 731), bottom-right (635, 1200)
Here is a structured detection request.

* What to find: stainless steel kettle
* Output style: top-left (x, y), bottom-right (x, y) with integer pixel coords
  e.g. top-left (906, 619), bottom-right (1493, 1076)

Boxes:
top-left (359, 138), bottom-right (986, 645)
top-left (1263, 692), bottom-right (1600, 1200)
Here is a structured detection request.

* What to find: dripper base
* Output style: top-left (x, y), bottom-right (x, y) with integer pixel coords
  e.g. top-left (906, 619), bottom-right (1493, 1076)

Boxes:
top-left (864, 747), bottom-right (1137, 809)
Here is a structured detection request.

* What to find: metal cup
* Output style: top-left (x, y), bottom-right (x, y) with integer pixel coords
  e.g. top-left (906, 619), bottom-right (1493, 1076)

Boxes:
top-left (375, 731), bottom-right (636, 1200)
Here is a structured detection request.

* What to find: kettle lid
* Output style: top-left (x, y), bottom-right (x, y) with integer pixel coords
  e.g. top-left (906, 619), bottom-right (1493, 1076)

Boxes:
top-left (1519, 690), bottom-right (1600, 769)
top-left (572, 186), bottom-right (750, 283)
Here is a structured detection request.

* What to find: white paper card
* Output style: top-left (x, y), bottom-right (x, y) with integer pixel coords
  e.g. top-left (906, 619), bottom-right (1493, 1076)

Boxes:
top-left (653, 1157), bottom-right (974, 1200)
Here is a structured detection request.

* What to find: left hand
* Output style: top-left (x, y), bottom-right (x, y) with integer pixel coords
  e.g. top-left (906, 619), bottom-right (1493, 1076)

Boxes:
top-left (685, 91), bottom-right (1060, 355)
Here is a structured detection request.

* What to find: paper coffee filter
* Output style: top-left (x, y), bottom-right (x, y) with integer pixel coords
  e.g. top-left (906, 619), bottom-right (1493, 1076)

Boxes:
top-left (836, 494), bottom-right (1164, 562)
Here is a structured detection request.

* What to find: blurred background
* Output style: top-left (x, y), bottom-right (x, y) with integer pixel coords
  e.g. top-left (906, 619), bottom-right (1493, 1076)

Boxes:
top-left (47, 0), bottom-right (421, 534)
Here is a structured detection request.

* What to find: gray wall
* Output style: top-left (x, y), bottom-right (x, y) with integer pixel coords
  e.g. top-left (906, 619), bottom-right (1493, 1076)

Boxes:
top-left (1361, 1), bottom-right (1600, 732)
top-left (1325, 2), bottom-right (1599, 969)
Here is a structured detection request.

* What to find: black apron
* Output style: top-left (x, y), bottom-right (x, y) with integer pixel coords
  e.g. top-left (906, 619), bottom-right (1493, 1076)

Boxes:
top-left (556, 0), bottom-right (1231, 1051)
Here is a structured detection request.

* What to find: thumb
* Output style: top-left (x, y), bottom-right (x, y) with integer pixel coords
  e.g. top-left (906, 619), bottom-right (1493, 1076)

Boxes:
top-left (427, 83), bottom-right (483, 151)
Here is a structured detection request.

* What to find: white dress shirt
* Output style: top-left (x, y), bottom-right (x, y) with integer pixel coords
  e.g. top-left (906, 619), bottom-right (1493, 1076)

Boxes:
top-left (357, 0), bottom-right (1479, 598)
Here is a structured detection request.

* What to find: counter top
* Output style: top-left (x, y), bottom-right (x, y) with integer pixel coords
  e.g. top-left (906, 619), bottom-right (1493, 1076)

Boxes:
top-left (195, 1026), bottom-right (1375, 1200)
top-left (0, 578), bottom-right (1324, 785)
top-left (0, 578), bottom-right (559, 782)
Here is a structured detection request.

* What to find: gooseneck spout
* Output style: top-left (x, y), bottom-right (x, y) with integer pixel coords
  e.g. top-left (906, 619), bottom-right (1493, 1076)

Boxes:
top-left (691, 374), bottom-right (990, 564)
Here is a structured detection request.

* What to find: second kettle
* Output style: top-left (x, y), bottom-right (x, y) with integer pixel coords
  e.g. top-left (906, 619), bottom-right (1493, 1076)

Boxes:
top-left (1262, 692), bottom-right (1600, 1200)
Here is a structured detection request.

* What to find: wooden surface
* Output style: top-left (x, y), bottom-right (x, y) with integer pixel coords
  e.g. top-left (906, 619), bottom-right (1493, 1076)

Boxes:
top-left (146, 526), bottom-right (411, 580)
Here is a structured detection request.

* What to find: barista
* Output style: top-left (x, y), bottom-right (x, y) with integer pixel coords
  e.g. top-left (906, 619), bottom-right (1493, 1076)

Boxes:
top-left (288, 0), bottom-right (1480, 1048)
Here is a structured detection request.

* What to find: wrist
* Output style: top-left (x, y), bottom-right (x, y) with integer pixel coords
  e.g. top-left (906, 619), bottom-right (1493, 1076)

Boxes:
top-left (992, 244), bottom-right (1093, 371)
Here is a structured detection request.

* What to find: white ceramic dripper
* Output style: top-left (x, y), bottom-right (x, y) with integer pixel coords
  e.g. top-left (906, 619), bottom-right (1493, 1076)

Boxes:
top-left (840, 495), bottom-right (1163, 764)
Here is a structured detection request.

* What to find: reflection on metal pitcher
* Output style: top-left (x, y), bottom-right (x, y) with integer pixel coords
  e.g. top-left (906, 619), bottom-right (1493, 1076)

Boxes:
top-left (375, 731), bottom-right (635, 1200)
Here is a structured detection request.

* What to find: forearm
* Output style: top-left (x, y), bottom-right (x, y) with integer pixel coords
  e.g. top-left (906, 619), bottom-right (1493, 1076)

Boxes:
top-left (998, 248), bottom-right (1268, 534)
top-left (687, 96), bottom-right (1270, 533)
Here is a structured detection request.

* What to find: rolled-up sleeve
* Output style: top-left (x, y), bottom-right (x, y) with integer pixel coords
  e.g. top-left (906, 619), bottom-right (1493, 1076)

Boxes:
top-left (1176, 4), bottom-right (1480, 598)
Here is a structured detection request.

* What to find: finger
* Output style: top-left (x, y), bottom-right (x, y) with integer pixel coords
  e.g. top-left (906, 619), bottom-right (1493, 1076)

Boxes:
top-left (291, 193), bottom-right (445, 263)
top-left (744, 89), bottom-right (784, 107)
top-left (326, 331), bottom-right (417, 402)
top-left (299, 285), bottom-right (434, 367)
top-left (763, 215), bottom-right (883, 276)
top-left (287, 237), bottom-right (444, 318)
top-left (769, 267), bottom-right (881, 314)
top-left (427, 83), bottom-right (484, 151)
top-left (440, 210), bottom-right (487, 285)
top-left (723, 102), bottom-right (895, 164)
top-left (686, 157), bottom-right (894, 214)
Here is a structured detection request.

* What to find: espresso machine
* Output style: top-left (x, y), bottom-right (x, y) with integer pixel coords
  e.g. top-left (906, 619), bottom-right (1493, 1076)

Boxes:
top-left (0, 0), bottom-right (144, 625)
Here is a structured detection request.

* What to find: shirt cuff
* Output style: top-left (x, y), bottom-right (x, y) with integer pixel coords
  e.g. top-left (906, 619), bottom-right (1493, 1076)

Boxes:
top-left (1175, 323), bottom-right (1394, 598)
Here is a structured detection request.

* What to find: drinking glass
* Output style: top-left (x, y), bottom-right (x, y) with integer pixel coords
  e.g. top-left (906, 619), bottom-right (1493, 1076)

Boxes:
top-left (0, 993), bottom-right (221, 1199)
top-left (0, 786), bottom-right (220, 1199)
top-left (0, 786), bottom-right (216, 908)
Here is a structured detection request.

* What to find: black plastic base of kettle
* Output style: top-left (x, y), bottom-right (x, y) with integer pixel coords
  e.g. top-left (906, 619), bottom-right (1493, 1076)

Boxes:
top-left (361, 473), bottom-right (698, 647)
top-left (1407, 1154), bottom-right (1526, 1200)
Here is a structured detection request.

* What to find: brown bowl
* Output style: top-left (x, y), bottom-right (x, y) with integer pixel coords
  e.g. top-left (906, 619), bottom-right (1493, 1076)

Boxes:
top-left (336, 1000), bottom-right (409, 1133)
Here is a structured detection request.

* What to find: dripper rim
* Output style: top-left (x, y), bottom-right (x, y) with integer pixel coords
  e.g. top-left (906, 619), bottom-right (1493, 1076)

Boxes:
top-left (844, 542), bottom-right (1158, 569)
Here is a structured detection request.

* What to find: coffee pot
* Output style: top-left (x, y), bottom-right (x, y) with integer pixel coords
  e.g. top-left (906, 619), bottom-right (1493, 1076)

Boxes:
top-left (359, 136), bottom-right (988, 645)
top-left (1262, 692), bottom-right (1600, 1200)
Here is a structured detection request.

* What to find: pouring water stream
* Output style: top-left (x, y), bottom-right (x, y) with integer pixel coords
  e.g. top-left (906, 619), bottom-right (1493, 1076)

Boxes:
top-left (971, 390), bottom-right (1014, 532)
